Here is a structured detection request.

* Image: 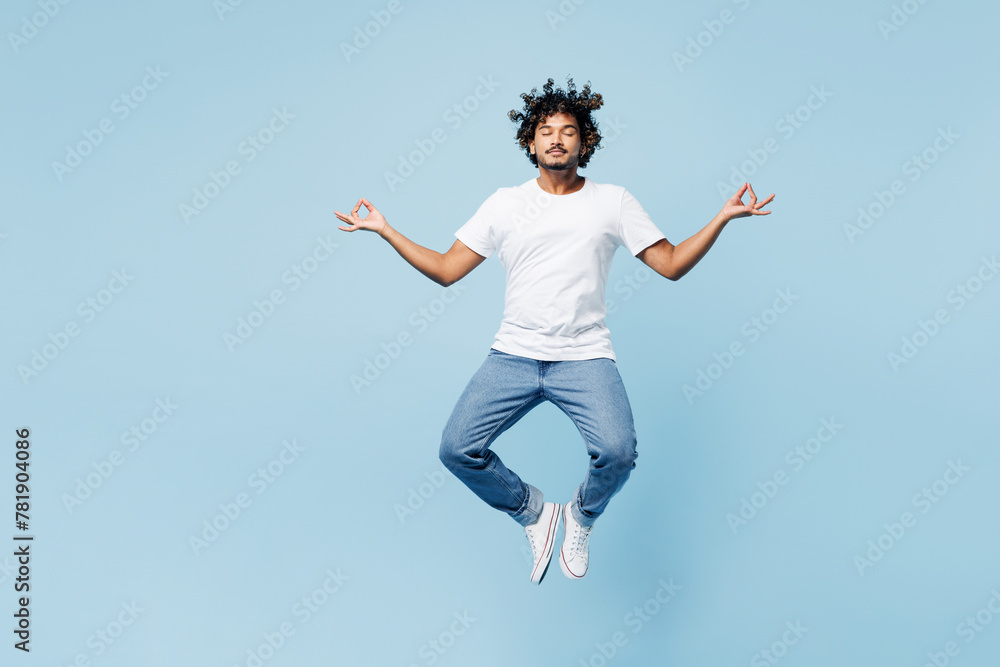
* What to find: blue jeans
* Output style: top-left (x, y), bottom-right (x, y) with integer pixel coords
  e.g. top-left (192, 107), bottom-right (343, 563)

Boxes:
top-left (439, 347), bottom-right (638, 528)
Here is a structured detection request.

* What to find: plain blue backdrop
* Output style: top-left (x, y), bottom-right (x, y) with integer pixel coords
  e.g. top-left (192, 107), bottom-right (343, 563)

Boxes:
top-left (2, 1), bottom-right (999, 665)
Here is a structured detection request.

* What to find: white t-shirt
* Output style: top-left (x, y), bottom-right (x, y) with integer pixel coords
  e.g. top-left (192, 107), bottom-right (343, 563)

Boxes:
top-left (454, 177), bottom-right (667, 361)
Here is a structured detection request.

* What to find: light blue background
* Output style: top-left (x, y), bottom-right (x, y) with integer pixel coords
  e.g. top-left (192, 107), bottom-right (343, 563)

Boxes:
top-left (2, 0), bottom-right (999, 665)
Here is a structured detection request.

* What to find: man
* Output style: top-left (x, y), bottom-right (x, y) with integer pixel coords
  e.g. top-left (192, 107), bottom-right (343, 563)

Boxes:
top-left (335, 77), bottom-right (773, 584)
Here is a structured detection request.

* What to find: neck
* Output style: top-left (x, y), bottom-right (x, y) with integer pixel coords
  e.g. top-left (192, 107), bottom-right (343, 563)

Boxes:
top-left (536, 168), bottom-right (585, 195)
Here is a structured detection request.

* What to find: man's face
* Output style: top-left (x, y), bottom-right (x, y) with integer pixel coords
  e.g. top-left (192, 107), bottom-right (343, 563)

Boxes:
top-left (529, 112), bottom-right (585, 171)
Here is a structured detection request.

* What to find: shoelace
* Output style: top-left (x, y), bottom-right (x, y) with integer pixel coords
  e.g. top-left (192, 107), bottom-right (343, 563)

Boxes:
top-left (566, 522), bottom-right (592, 557)
top-left (526, 526), bottom-right (544, 559)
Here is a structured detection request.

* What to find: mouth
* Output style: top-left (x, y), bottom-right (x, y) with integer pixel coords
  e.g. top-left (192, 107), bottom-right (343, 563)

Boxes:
top-left (548, 150), bottom-right (565, 155)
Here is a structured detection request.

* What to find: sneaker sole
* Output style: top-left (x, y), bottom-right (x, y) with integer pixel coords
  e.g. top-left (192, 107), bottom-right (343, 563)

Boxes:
top-left (530, 504), bottom-right (561, 584)
top-left (559, 505), bottom-right (588, 579)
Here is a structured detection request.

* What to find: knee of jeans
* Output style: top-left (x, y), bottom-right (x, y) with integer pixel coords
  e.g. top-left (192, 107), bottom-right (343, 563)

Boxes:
top-left (439, 431), bottom-right (470, 471)
top-left (602, 435), bottom-right (638, 472)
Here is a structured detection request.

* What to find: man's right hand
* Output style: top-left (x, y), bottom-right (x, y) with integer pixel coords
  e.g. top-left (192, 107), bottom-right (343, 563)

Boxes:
top-left (333, 196), bottom-right (486, 286)
top-left (335, 197), bottom-right (387, 235)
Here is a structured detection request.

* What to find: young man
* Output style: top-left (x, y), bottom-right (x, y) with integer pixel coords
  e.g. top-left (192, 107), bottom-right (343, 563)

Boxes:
top-left (335, 78), bottom-right (773, 584)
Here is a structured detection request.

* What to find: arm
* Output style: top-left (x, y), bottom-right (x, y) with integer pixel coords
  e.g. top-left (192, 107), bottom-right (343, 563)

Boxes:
top-left (335, 197), bottom-right (486, 287)
top-left (638, 182), bottom-right (774, 281)
top-left (638, 214), bottom-right (727, 281)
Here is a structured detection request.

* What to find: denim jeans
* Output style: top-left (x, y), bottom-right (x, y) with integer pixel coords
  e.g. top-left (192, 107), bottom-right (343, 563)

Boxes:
top-left (439, 347), bottom-right (638, 528)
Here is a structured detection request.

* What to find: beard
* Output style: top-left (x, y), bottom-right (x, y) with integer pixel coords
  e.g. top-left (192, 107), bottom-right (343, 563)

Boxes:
top-left (538, 150), bottom-right (579, 171)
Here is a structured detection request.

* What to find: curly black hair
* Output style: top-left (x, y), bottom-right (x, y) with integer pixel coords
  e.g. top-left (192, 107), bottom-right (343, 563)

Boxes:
top-left (507, 76), bottom-right (604, 169)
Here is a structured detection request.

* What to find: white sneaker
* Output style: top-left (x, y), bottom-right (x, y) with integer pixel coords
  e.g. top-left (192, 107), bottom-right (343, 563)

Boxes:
top-left (559, 503), bottom-right (592, 579)
top-left (524, 502), bottom-right (561, 584)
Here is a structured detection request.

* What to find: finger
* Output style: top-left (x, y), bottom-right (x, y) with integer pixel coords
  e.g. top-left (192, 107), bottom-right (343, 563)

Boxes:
top-left (351, 199), bottom-right (363, 216)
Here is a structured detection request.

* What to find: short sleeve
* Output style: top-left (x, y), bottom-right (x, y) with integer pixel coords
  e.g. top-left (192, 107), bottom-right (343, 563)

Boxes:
top-left (455, 191), bottom-right (500, 259)
top-left (619, 189), bottom-right (667, 256)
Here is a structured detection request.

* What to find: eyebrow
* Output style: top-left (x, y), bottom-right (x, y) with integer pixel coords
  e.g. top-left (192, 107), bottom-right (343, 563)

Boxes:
top-left (538, 124), bottom-right (578, 130)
